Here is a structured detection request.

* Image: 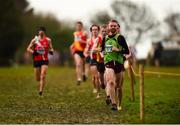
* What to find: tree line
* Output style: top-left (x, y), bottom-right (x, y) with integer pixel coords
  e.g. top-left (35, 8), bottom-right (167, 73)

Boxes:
top-left (0, 0), bottom-right (179, 66)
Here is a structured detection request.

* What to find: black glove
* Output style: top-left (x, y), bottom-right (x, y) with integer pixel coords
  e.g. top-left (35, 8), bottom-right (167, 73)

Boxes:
top-left (49, 51), bottom-right (54, 55)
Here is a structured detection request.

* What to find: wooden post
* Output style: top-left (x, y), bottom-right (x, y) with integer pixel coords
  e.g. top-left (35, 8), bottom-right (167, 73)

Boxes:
top-left (139, 64), bottom-right (144, 121)
top-left (129, 64), bottom-right (135, 101)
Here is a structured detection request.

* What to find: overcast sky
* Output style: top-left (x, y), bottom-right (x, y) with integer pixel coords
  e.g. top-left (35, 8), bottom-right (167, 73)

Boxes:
top-left (27, 0), bottom-right (180, 59)
top-left (27, 0), bottom-right (180, 22)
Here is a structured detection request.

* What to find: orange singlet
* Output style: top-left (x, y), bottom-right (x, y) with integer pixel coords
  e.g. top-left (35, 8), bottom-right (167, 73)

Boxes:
top-left (72, 31), bottom-right (87, 53)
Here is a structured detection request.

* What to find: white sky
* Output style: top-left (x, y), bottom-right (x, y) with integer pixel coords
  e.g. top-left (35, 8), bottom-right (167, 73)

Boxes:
top-left (27, 0), bottom-right (180, 22)
top-left (27, 0), bottom-right (180, 59)
top-left (27, 0), bottom-right (112, 24)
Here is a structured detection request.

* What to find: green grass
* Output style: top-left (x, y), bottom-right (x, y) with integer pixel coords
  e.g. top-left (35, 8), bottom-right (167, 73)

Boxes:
top-left (0, 66), bottom-right (180, 123)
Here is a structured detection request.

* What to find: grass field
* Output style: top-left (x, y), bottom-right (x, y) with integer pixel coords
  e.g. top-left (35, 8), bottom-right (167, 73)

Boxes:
top-left (0, 65), bottom-right (180, 124)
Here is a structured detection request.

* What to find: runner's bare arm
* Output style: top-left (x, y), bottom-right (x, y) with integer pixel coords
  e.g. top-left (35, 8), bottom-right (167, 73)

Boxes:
top-left (83, 39), bottom-right (90, 57)
top-left (81, 31), bottom-right (88, 43)
top-left (93, 47), bottom-right (102, 52)
top-left (112, 46), bottom-right (121, 52)
top-left (93, 39), bottom-right (102, 52)
top-left (26, 38), bottom-right (36, 54)
top-left (84, 31), bottom-right (89, 40)
top-left (47, 38), bottom-right (54, 52)
top-left (92, 38), bottom-right (101, 52)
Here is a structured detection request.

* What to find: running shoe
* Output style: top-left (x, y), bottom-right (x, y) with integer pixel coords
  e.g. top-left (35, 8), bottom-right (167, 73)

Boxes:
top-left (39, 91), bottom-right (43, 96)
top-left (106, 96), bottom-right (111, 105)
top-left (77, 80), bottom-right (81, 85)
top-left (111, 103), bottom-right (118, 111)
top-left (83, 75), bottom-right (87, 82)
top-left (96, 93), bottom-right (101, 99)
top-left (93, 88), bottom-right (97, 93)
top-left (117, 105), bottom-right (122, 111)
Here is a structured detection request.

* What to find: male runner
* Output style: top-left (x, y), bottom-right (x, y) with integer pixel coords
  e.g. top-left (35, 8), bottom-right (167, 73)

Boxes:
top-left (96, 25), bottom-right (108, 89)
top-left (70, 21), bottom-right (88, 85)
top-left (115, 23), bottom-right (127, 110)
top-left (27, 27), bottom-right (54, 96)
top-left (102, 20), bottom-right (129, 110)
top-left (84, 24), bottom-right (102, 98)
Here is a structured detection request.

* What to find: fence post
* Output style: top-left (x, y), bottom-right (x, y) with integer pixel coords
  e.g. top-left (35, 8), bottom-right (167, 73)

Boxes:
top-left (139, 64), bottom-right (144, 121)
top-left (129, 63), bottom-right (135, 101)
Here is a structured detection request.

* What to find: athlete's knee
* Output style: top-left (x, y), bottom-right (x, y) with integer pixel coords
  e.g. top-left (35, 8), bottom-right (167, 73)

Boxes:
top-left (40, 73), bottom-right (46, 80)
top-left (106, 75), bottom-right (113, 82)
top-left (94, 74), bottom-right (99, 80)
top-left (92, 76), bottom-right (95, 81)
top-left (76, 62), bottom-right (82, 68)
top-left (107, 80), bottom-right (115, 87)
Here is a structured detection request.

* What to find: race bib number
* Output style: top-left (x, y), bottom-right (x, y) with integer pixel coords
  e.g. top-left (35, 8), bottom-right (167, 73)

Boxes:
top-left (105, 45), bottom-right (113, 52)
top-left (75, 36), bottom-right (81, 41)
top-left (37, 46), bottom-right (45, 55)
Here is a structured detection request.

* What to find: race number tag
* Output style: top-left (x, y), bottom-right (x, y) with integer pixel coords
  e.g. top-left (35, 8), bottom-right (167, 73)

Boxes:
top-left (105, 45), bottom-right (113, 52)
top-left (37, 46), bottom-right (45, 55)
top-left (75, 36), bottom-right (81, 41)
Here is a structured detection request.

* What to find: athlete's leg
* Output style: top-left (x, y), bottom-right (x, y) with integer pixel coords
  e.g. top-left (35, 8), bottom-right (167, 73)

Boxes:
top-left (116, 72), bottom-right (124, 110)
top-left (90, 65), bottom-right (100, 97)
top-left (82, 58), bottom-right (87, 81)
top-left (74, 54), bottom-right (83, 83)
top-left (69, 44), bottom-right (74, 57)
top-left (104, 71), bottom-right (107, 87)
top-left (34, 67), bottom-right (41, 81)
top-left (39, 65), bottom-right (48, 95)
top-left (90, 65), bottom-right (97, 93)
top-left (90, 65), bottom-right (96, 90)
top-left (99, 72), bottom-right (105, 88)
top-left (97, 63), bottom-right (105, 89)
top-left (105, 68), bottom-right (116, 104)
top-left (85, 62), bottom-right (90, 80)
top-left (95, 68), bottom-right (100, 98)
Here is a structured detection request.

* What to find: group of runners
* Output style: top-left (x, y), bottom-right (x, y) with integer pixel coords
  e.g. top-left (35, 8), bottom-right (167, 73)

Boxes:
top-left (26, 19), bottom-right (131, 111)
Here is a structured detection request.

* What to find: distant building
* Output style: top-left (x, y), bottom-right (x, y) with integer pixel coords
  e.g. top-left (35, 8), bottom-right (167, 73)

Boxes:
top-left (148, 34), bottom-right (180, 66)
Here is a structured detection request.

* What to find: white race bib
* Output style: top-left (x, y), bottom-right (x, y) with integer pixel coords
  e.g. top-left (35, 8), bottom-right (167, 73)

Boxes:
top-left (105, 45), bottom-right (113, 52)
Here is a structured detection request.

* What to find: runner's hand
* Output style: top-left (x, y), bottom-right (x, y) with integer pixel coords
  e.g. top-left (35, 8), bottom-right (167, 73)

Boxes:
top-left (83, 51), bottom-right (89, 57)
top-left (112, 46), bottom-right (121, 52)
top-left (49, 51), bottom-right (54, 55)
top-left (92, 48), bottom-right (101, 53)
top-left (33, 50), bottom-right (38, 56)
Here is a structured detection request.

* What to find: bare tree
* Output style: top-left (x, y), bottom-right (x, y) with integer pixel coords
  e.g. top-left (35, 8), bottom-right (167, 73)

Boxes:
top-left (90, 0), bottom-right (158, 45)
top-left (90, 10), bottom-right (112, 25)
top-left (165, 13), bottom-right (180, 36)
top-left (111, 0), bottom-right (158, 45)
